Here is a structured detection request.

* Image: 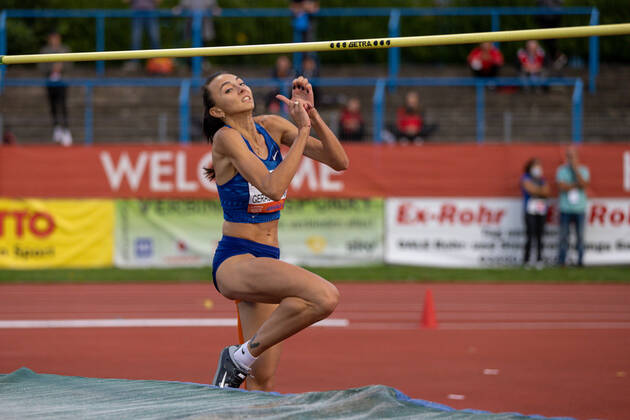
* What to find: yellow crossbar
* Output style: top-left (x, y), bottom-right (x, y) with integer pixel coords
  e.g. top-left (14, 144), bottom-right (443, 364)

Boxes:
top-left (1, 23), bottom-right (629, 65)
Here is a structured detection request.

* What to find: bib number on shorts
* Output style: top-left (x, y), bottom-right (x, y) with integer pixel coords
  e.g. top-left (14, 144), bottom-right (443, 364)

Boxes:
top-left (248, 182), bottom-right (286, 213)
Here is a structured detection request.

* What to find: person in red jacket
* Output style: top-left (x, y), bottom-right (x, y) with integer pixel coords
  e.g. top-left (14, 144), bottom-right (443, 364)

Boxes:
top-left (518, 40), bottom-right (547, 91)
top-left (338, 97), bottom-right (364, 141)
top-left (518, 40), bottom-right (546, 77)
top-left (467, 42), bottom-right (504, 77)
top-left (395, 91), bottom-right (438, 143)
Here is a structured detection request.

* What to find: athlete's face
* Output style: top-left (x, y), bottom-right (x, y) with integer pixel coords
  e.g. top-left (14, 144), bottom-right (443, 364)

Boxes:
top-left (207, 73), bottom-right (255, 119)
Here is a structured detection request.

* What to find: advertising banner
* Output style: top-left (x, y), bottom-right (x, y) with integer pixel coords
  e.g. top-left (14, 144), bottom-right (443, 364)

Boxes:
top-left (279, 199), bottom-right (384, 266)
top-left (2, 144), bottom-right (629, 199)
top-left (115, 200), bottom-right (223, 268)
top-left (114, 199), bottom-right (384, 268)
top-left (385, 198), bottom-right (630, 267)
top-left (0, 199), bottom-right (114, 269)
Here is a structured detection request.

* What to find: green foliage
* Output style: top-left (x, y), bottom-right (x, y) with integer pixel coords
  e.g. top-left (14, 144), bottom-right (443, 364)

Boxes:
top-left (3, 0), bottom-right (630, 64)
top-left (5, 20), bottom-right (39, 55)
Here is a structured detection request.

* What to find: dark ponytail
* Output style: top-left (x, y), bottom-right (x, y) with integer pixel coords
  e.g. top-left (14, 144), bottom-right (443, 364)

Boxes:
top-left (202, 71), bottom-right (227, 181)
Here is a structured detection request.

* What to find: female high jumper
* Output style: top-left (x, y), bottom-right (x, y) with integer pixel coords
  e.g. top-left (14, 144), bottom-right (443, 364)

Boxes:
top-left (203, 72), bottom-right (349, 390)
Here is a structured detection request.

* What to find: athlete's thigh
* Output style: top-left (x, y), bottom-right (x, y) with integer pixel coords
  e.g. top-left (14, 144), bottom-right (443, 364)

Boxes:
top-left (216, 254), bottom-right (335, 303)
top-left (238, 301), bottom-right (282, 387)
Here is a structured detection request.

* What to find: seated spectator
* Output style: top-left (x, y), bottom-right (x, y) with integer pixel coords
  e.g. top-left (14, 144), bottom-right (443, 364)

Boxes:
top-left (265, 95), bottom-right (283, 114)
top-left (2, 126), bottom-right (16, 146)
top-left (518, 40), bottom-right (547, 89)
top-left (467, 42), bottom-right (504, 78)
top-left (338, 98), bottom-right (364, 141)
top-left (145, 57), bottom-right (175, 75)
top-left (272, 55), bottom-right (294, 80)
top-left (395, 91), bottom-right (438, 142)
top-left (265, 55), bottom-right (295, 113)
top-left (299, 55), bottom-right (320, 108)
top-left (536, 0), bottom-right (568, 72)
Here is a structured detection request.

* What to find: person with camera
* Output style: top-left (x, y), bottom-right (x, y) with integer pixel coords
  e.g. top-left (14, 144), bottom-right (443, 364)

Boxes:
top-left (556, 147), bottom-right (590, 267)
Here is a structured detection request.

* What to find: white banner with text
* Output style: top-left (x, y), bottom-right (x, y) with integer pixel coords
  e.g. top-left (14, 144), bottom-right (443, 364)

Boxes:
top-left (385, 198), bottom-right (630, 267)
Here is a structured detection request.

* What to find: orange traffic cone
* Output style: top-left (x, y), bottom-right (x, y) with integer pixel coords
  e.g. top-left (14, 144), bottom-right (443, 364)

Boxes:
top-left (421, 289), bottom-right (438, 329)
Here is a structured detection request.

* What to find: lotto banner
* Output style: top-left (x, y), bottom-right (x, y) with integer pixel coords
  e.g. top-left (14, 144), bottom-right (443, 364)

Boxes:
top-left (385, 198), bottom-right (630, 267)
top-left (0, 199), bottom-right (114, 269)
top-left (114, 199), bottom-right (383, 267)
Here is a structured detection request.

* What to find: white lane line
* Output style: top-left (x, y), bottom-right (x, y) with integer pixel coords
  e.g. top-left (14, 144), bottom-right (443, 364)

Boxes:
top-left (435, 313), bottom-right (630, 321)
top-left (336, 303), bottom-right (630, 312)
top-left (348, 322), bottom-right (419, 330)
top-left (0, 318), bottom-right (349, 329)
top-left (437, 321), bottom-right (630, 330)
top-left (333, 312), bottom-right (630, 321)
top-left (435, 304), bottom-right (630, 311)
top-left (343, 321), bottom-right (630, 330)
top-left (2, 318), bottom-right (628, 331)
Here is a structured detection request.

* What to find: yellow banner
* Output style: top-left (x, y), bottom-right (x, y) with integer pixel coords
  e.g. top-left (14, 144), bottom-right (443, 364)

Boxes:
top-left (0, 199), bottom-right (114, 268)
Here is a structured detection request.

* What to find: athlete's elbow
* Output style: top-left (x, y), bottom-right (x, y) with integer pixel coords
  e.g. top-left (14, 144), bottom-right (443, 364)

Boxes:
top-left (266, 186), bottom-right (286, 202)
top-left (268, 191), bottom-right (285, 201)
top-left (259, 180), bottom-right (282, 202)
top-left (332, 156), bottom-right (350, 171)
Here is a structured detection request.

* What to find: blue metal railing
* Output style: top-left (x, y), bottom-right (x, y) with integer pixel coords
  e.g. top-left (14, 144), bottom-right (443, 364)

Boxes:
top-left (387, 9), bottom-right (401, 91)
top-left (0, 10), bottom-right (6, 90)
top-left (588, 9), bottom-right (600, 94)
top-left (476, 83), bottom-right (486, 143)
top-left (83, 85), bottom-right (93, 144)
top-left (572, 78), bottom-right (584, 143)
top-left (2, 76), bottom-right (583, 145)
top-left (370, 77), bottom-right (584, 144)
top-left (0, 7), bottom-right (600, 91)
top-left (178, 79), bottom-right (191, 144)
top-left (372, 78), bottom-right (386, 141)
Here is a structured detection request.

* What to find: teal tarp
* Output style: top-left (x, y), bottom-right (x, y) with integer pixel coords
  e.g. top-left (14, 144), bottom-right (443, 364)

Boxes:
top-left (0, 368), bottom-right (573, 420)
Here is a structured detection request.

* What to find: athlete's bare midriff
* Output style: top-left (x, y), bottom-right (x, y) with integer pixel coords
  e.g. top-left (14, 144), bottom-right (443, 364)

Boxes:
top-left (222, 220), bottom-right (280, 247)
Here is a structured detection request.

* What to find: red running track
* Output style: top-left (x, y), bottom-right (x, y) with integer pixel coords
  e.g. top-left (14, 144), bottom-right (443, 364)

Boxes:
top-left (1, 283), bottom-right (629, 420)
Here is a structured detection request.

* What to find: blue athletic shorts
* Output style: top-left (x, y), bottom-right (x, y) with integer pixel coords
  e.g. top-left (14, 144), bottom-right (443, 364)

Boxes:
top-left (212, 235), bottom-right (280, 293)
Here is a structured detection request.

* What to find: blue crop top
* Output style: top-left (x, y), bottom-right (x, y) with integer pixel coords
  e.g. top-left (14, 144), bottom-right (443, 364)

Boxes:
top-left (217, 123), bottom-right (285, 223)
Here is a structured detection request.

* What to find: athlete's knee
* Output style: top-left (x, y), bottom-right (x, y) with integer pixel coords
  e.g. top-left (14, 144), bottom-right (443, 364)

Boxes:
top-left (314, 283), bottom-right (339, 317)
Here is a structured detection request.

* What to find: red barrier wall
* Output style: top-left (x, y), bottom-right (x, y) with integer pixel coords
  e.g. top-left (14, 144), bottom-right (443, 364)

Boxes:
top-left (1, 143), bottom-right (629, 198)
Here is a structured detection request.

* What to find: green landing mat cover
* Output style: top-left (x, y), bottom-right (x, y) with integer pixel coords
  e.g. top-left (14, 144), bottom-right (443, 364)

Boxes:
top-left (0, 368), bottom-right (572, 420)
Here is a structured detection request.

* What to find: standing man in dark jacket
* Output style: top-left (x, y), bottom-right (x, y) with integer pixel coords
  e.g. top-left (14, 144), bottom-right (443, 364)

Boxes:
top-left (40, 31), bottom-right (72, 146)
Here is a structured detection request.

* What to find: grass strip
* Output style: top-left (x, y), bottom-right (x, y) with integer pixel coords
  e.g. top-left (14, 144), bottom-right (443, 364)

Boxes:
top-left (0, 265), bottom-right (628, 284)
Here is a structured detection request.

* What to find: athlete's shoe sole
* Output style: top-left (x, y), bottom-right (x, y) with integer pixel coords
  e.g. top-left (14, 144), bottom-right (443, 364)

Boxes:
top-left (212, 345), bottom-right (248, 388)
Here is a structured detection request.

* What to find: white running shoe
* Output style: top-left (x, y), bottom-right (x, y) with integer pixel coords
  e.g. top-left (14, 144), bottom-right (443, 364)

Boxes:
top-left (60, 128), bottom-right (73, 147)
top-left (212, 345), bottom-right (249, 389)
top-left (53, 126), bottom-right (63, 143)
